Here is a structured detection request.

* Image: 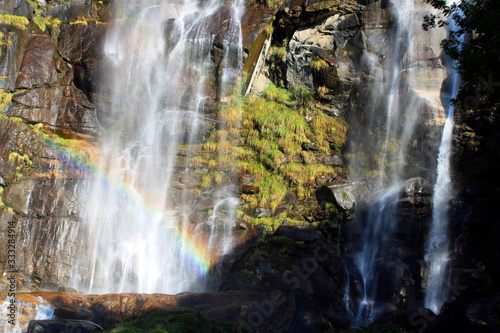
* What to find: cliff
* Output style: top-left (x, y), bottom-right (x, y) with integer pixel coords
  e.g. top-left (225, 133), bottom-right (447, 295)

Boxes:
top-left (0, 0), bottom-right (499, 332)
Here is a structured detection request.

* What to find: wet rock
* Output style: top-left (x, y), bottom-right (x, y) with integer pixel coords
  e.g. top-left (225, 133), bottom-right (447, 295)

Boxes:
top-left (0, 25), bottom-right (30, 91)
top-left (327, 180), bottom-right (369, 211)
top-left (7, 86), bottom-right (98, 135)
top-left (274, 225), bottom-right (321, 241)
top-left (43, 0), bottom-right (94, 23)
top-left (322, 154), bottom-right (343, 166)
top-left (3, 179), bottom-right (35, 215)
top-left (240, 6), bottom-right (276, 50)
top-left (400, 177), bottom-right (433, 206)
top-left (57, 23), bottom-right (108, 100)
top-left (15, 34), bottom-right (61, 89)
top-left (255, 207), bottom-right (272, 218)
top-left (302, 141), bottom-right (320, 151)
top-left (324, 13), bottom-right (360, 31)
top-left (27, 319), bottom-right (104, 333)
top-left (240, 184), bottom-right (258, 194)
top-left (5, 178), bottom-right (80, 218)
top-left (282, 6), bottom-right (363, 92)
top-left (0, 0), bottom-right (33, 16)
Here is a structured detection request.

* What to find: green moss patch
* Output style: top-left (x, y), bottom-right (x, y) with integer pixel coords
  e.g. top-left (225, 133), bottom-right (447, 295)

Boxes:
top-left (189, 83), bottom-right (348, 230)
top-left (110, 310), bottom-right (238, 333)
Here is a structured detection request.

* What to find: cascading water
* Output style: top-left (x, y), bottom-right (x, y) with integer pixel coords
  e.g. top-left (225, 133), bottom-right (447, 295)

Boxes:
top-left (424, 0), bottom-right (462, 314)
top-left (355, 188), bottom-right (401, 323)
top-left (352, 1), bottom-right (417, 323)
top-left (0, 296), bottom-right (54, 333)
top-left (348, 0), bottom-right (449, 323)
top-left (71, 0), bottom-right (244, 294)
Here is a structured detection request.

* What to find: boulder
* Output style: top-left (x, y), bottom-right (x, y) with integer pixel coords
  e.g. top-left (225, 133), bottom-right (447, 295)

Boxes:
top-left (27, 319), bottom-right (104, 333)
top-left (327, 180), bottom-right (369, 211)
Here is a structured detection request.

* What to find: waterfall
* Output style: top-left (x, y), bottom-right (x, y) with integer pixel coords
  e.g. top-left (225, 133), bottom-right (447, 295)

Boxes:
top-left (0, 296), bottom-right (54, 333)
top-left (348, 0), bottom-right (449, 323)
top-left (424, 0), bottom-right (462, 314)
top-left (71, 0), bottom-right (244, 294)
top-left (352, 1), bottom-right (417, 323)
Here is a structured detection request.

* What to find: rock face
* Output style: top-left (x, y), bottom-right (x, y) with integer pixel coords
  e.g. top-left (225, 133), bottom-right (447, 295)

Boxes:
top-left (343, 177), bottom-right (434, 312)
top-left (0, 0), bottom-right (499, 332)
top-left (0, 0), bottom-right (282, 293)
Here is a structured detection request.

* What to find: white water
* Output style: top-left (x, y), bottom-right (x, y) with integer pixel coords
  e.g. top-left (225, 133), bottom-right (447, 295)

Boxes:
top-left (424, 0), bottom-right (462, 313)
top-left (0, 296), bottom-right (54, 333)
top-left (355, 188), bottom-right (401, 323)
top-left (353, 1), bottom-right (418, 323)
top-left (72, 0), bottom-right (244, 294)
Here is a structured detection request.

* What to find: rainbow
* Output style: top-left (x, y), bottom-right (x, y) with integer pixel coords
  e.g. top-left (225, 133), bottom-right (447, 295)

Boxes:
top-left (40, 131), bottom-right (213, 278)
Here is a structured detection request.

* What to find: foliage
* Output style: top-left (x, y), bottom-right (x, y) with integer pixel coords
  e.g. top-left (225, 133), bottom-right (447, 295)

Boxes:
top-left (244, 234), bottom-right (307, 264)
top-left (310, 57), bottom-right (329, 71)
top-left (291, 85), bottom-right (315, 108)
top-left (0, 186), bottom-right (14, 213)
top-left (0, 14), bottom-right (30, 29)
top-left (110, 310), bottom-right (238, 333)
top-left (239, 85), bottom-right (343, 209)
top-left (33, 15), bottom-right (61, 31)
top-left (190, 81), bottom-right (347, 229)
top-left (269, 45), bottom-right (287, 63)
top-left (423, 0), bottom-right (500, 106)
top-left (0, 89), bottom-right (13, 110)
top-left (31, 123), bottom-right (92, 163)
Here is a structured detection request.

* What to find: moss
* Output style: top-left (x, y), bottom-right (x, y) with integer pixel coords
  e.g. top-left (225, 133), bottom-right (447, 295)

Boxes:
top-left (310, 57), bottom-right (329, 71)
top-left (265, 0), bottom-right (284, 8)
top-left (291, 85), bottom-right (315, 108)
top-left (0, 89), bottom-right (13, 110)
top-left (325, 202), bottom-right (338, 216)
top-left (0, 14), bottom-right (30, 30)
top-left (110, 309), bottom-right (238, 333)
top-left (32, 15), bottom-right (61, 32)
top-left (241, 268), bottom-right (254, 279)
top-left (269, 45), bottom-right (287, 63)
top-left (70, 17), bottom-right (89, 25)
top-left (248, 247), bottom-right (269, 263)
top-left (8, 151), bottom-right (33, 181)
top-left (30, 123), bottom-right (92, 163)
top-left (262, 84), bottom-right (292, 104)
top-left (0, 187), bottom-right (14, 214)
top-left (8, 151), bottom-right (33, 166)
top-left (189, 77), bottom-right (348, 229)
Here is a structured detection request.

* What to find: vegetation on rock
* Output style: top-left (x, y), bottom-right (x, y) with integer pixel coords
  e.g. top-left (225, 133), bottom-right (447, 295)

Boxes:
top-left (110, 310), bottom-right (239, 333)
top-left (0, 14), bottom-right (30, 29)
top-left (190, 82), bottom-right (348, 230)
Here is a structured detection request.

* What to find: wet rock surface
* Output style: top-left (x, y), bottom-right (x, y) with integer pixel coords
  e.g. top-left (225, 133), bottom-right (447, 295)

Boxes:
top-left (0, 1), bottom-right (499, 332)
top-left (27, 319), bottom-right (104, 333)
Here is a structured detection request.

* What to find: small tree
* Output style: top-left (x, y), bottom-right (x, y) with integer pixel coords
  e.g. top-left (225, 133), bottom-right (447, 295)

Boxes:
top-left (423, 0), bottom-right (500, 108)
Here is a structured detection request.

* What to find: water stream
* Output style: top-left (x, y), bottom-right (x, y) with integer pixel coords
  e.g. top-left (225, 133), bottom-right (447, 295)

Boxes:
top-left (352, 1), bottom-right (418, 323)
top-left (71, 0), bottom-right (244, 294)
top-left (0, 296), bottom-right (54, 333)
top-left (424, 0), bottom-right (462, 313)
top-left (349, 0), bottom-right (450, 323)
